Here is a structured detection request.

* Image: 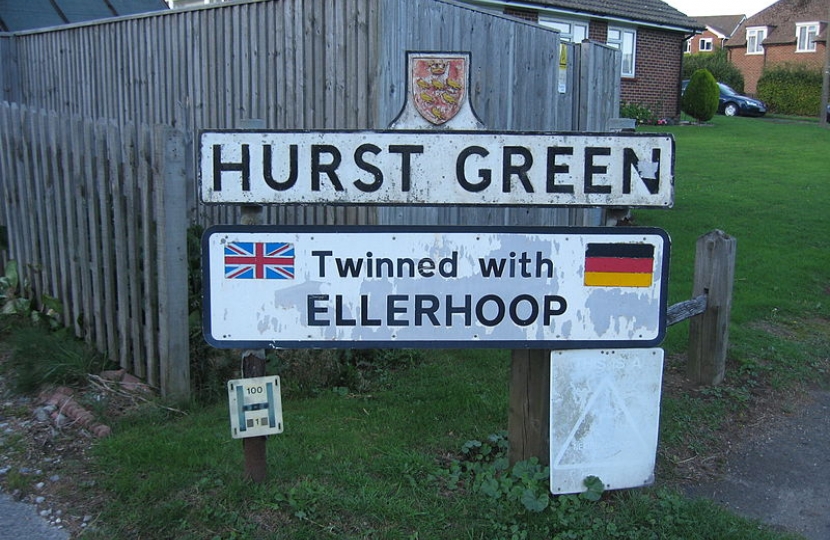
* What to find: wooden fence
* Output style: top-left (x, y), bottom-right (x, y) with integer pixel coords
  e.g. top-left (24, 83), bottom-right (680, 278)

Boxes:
top-left (0, 102), bottom-right (189, 398)
top-left (0, 0), bottom-right (620, 228)
top-left (0, 0), bottom-right (622, 399)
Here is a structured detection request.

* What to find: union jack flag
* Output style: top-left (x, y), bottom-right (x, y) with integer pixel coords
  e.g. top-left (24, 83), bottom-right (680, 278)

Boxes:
top-left (224, 242), bottom-right (295, 280)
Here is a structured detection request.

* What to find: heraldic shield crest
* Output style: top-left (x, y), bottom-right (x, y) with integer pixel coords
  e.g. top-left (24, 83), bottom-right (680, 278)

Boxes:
top-left (411, 55), bottom-right (467, 125)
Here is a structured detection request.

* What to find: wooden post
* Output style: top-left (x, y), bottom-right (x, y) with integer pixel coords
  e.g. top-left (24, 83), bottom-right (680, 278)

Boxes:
top-left (240, 202), bottom-right (268, 483)
top-left (156, 126), bottom-right (190, 401)
top-left (238, 119), bottom-right (269, 483)
top-left (508, 349), bottom-right (551, 465)
top-left (686, 230), bottom-right (736, 386)
top-left (242, 348), bottom-right (268, 483)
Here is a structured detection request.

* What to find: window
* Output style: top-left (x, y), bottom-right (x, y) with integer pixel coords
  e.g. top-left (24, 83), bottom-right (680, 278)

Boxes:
top-left (539, 16), bottom-right (588, 44)
top-left (699, 38), bottom-right (713, 52)
top-left (746, 27), bottom-right (766, 54)
top-left (607, 27), bottom-right (636, 77)
top-left (796, 22), bottom-right (819, 52)
top-left (684, 39), bottom-right (692, 53)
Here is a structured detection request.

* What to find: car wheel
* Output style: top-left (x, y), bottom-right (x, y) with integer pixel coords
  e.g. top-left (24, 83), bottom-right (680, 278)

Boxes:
top-left (724, 103), bottom-right (739, 117)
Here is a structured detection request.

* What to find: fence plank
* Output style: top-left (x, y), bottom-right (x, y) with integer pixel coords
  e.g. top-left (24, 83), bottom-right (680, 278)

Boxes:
top-left (99, 120), bottom-right (119, 360)
top-left (60, 114), bottom-right (83, 336)
top-left (86, 120), bottom-right (107, 353)
top-left (687, 230), bottom-right (737, 386)
top-left (155, 126), bottom-right (190, 400)
top-left (46, 111), bottom-right (71, 326)
top-left (666, 294), bottom-right (707, 326)
top-left (108, 121), bottom-right (131, 370)
top-left (139, 124), bottom-right (157, 384)
top-left (31, 109), bottom-right (53, 305)
top-left (122, 125), bottom-right (144, 374)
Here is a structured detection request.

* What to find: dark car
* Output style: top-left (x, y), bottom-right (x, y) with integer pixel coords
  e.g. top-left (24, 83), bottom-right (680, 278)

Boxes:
top-left (681, 80), bottom-right (767, 117)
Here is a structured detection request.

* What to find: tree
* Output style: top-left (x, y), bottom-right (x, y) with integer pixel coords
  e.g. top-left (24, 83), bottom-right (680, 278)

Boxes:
top-left (682, 69), bottom-right (719, 122)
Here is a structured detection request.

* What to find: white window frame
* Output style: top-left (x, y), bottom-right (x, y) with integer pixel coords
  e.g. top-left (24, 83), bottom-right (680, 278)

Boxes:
top-left (746, 26), bottom-right (766, 55)
top-left (538, 16), bottom-right (588, 44)
top-left (607, 26), bottom-right (637, 78)
top-left (684, 39), bottom-right (692, 54)
top-left (699, 38), bottom-right (713, 52)
top-left (796, 22), bottom-right (819, 52)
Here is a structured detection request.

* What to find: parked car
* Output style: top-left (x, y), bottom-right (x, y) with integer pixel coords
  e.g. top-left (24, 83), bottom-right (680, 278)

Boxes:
top-left (681, 80), bottom-right (767, 117)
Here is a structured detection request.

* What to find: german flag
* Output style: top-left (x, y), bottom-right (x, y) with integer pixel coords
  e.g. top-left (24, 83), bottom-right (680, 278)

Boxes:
top-left (584, 243), bottom-right (654, 287)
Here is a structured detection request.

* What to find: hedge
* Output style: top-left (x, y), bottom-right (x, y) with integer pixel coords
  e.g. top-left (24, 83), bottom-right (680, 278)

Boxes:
top-left (757, 64), bottom-right (823, 116)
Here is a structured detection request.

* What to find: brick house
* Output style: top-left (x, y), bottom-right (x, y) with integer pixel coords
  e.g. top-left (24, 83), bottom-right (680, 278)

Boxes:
top-left (458, 0), bottom-right (704, 120)
top-left (725, 0), bottom-right (828, 94)
top-left (685, 15), bottom-right (746, 54)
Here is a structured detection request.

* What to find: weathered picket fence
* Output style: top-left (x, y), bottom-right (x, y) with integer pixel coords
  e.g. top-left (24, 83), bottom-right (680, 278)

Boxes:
top-left (0, 0), bottom-right (622, 399)
top-left (0, 102), bottom-right (189, 396)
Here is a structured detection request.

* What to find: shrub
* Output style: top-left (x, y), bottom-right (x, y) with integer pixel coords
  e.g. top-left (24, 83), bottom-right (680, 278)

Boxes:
top-left (619, 102), bottom-right (657, 125)
top-left (682, 49), bottom-right (744, 93)
top-left (757, 64), bottom-right (822, 116)
top-left (682, 69), bottom-right (719, 122)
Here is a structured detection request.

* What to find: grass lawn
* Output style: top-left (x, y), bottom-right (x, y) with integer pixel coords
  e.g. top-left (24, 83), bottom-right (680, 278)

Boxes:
top-left (2, 116), bottom-right (827, 539)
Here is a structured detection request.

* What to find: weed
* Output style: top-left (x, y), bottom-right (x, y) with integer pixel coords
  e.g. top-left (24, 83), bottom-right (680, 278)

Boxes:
top-left (0, 260), bottom-right (63, 329)
top-left (4, 467), bottom-right (32, 493)
top-left (5, 324), bottom-right (113, 393)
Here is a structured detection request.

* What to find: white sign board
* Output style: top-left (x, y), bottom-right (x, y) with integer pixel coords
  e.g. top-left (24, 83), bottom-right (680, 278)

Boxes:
top-left (202, 226), bottom-right (669, 349)
top-left (550, 348), bottom-right (664, 495)
top-left (227, 376), bottom-right (283, 439)
top-left (200, 130), bottom-right (674, 207)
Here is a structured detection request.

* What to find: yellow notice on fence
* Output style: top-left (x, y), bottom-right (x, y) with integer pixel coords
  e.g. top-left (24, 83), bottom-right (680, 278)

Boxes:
top-left (558, 44), bottom-right (568, 93)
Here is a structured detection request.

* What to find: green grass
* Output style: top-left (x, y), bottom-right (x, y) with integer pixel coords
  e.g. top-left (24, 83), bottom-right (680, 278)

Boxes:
top-left (638, 117), bottom-right (830, 377)
top-left (3, 115), bottom-right (827, 539)
top-left (83, 350), bottom-right (799, 540)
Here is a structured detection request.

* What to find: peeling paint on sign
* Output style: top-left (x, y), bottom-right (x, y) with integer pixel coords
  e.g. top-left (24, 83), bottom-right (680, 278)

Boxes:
top-left (550, 348), bottom-right (664, 494)
top-left (199, 130), bottom-right (674, 207)
top-left (202, 225), bottom-right (669, 349)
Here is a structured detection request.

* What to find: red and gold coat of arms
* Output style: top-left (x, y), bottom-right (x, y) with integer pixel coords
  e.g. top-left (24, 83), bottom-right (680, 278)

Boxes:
top-left (411, 56), bottom-right (467, 125)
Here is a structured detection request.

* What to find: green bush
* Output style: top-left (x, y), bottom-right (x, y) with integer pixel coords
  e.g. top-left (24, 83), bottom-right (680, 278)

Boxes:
top-left (682, 49), bottom-right (744, 93)
top-left (757, 64), bottom-right (823, 116)
top-left (681, 69), bottom-right (719, 122)
top-left (619, 102), bottom-right (657, 125)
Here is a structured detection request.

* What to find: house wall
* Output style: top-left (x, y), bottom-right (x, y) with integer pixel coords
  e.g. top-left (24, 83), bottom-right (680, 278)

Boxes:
top-left (729, 42), bottom-right (827, 94)
top-left (728, 48), bottom-right (765, 94)
top-left (690, 28), bottom-right (724, 53)
top-left (490, 8), bottom-right (688, 120)
top-left (765, 42), bottom-right (827, 68)
top-left (587, 20), bottom-right (686, 120)
top-left (623, 27), bottom-right (685, 120)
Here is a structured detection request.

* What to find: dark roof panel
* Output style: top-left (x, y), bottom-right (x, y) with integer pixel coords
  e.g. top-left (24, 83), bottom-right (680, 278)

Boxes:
top-left (107, 0), bottom-right (170, 17)
top-left (53, 0), bottom-right (118, 23)
top-left (693, 15), bottom-right (746, 38)
top-left (0, 0), bottom-right (167, 31)
top-left (727, 0), bottom-right (828, 47)
top-left (0, 0), bottom-right (69, 30)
